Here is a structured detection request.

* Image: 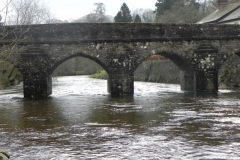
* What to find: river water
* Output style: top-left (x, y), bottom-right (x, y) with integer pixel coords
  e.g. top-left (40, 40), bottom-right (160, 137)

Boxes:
top-left (0, 76), bottom-right (240, 160)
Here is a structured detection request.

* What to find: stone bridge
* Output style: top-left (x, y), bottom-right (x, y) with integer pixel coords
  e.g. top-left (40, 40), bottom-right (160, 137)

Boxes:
top-left (0, 23), bottom-right (240, 98)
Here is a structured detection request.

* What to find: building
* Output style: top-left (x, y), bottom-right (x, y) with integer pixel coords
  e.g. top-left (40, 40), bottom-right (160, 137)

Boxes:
top-left (197, 0), bottom-right (240, 24)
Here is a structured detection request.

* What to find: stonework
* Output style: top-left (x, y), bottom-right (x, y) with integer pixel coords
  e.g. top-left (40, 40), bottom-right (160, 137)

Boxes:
top-left (0, 23), bottom-right (240, 98)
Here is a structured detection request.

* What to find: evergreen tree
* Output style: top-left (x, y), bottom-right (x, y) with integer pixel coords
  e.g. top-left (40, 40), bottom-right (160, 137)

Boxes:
top-left (114, 3), bottom-right (132, 22)
top-left (155, 0), bottom-right (176, 18)
top-left (114, 11), bottom-right (123, 22)
top-left (155, 0), bottom-right (201, 20)
top-left (134, 14), bottom-right (142, 23)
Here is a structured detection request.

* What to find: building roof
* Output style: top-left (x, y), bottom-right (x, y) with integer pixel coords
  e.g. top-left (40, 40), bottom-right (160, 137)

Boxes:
top-left (197, 2), bottom-right (240, 24)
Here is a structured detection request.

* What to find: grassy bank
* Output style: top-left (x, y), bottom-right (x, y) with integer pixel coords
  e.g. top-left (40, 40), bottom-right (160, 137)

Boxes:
top-left (89, 70), bottom-right (108, 79)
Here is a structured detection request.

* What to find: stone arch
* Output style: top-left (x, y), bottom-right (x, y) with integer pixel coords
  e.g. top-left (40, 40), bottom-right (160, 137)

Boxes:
top-left (209, 40), bottom-right (240, 69)
top-left (133, 41), bottom-right (209, 92)
top-left (133, 41), bottom-right (194, 72)
top-left (50, 52), bottom-right (110, 75)
top-left (155, 51), bottom-right (192, 71)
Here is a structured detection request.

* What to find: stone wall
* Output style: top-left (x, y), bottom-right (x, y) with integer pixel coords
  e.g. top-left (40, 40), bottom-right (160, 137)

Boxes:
top-left (2, 23), bottom-right (240, 45)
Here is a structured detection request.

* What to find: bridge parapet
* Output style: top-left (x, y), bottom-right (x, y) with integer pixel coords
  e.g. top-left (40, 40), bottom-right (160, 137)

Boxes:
top-left (1, 23), bottom-right (240, 44)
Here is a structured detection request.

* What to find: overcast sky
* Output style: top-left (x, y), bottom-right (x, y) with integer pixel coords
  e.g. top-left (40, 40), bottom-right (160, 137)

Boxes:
top-left (46, 0), bottom-right (157, 21)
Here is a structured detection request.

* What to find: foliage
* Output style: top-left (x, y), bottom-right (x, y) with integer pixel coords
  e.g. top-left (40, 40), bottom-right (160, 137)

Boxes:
top-left (155, 0), bottom-right (216, 23)
top-left (89, 70), bottom-right (108, 79)
top-left (218, 55), bottom-right (240, 88)
top-left (142, 9), bottom-right (156, 22)
top-left (86, 3), bottom-right (111, 23)
top-left (73, 3), bottom-right (112, 23)
top-left (134, 14), bottom-right (142, 23)
top-left (114, 3), bottom-right (132, 22)
top-left (0, 0), bottom-right (53, 88)
top-left (132, 9), bottom-right (156, 23)
top-left (0, 60), bottom-right (22, 89)
top-left (6, 0), bottom-right (52, 25)
top-left (114, 11), bottom-right (123, 22)
top-left (157, 1), bottom-right (198, 23)
top-left (155, 0), bottom-right (176, 19)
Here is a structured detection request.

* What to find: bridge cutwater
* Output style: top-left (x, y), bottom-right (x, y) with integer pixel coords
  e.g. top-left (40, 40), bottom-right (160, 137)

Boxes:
top-left (0, 23), bottom-right (240, 98)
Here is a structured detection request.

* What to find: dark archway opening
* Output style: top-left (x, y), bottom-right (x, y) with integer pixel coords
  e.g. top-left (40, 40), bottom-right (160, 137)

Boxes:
top-left (52, 57), bottom-right (106, 78)
top-left (134, 55), bottom-right (180, 84)
top-left (51, 56), bottom-right (109, 94)
top-left (134, 52), bottom-right (196, 92)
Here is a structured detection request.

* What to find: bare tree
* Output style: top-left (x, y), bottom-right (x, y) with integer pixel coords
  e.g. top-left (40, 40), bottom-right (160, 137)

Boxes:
top-left (6, 0), bottom-right (52, 25)
top-left (132, 9), bottom-right (156, 23)
top-left (0, 0), bottom-right (52, 87)
top-left (0, 0), bottom-right (54, 57)
top-left (85, 3), bottom-right (112, 23)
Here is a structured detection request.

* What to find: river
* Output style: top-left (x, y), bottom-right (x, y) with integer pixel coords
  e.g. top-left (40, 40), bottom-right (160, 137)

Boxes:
top-left (0, 76), bottom-right (240, 160)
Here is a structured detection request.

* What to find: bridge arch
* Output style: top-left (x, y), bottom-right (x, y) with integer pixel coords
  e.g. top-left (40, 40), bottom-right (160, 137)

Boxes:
top-left (134, 51), bottom-right (193, 71)
top-left (132, 41), bottom-right (194, 72)
top-left (50, 52), bottom-right (109, 75)
top-left (135, 49), bottom-right (194, 92)
top-left (131, 41), bottom-right (199, 92)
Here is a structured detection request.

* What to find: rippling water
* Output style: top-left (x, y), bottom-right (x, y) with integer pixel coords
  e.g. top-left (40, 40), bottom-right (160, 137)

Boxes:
top-left (0, 76), bottom-right (240, 160)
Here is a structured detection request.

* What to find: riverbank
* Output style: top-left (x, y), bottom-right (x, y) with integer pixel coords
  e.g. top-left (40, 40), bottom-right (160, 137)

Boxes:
top-left (0, 61), bottom-right (22, 90)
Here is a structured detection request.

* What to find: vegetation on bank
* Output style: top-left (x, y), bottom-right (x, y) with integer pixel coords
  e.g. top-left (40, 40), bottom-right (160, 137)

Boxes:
top-left (89, 70), bottom-right (108, 79)
top-left (218, 55), bottom-right (240, 89)
top-left (0, 61), bottom-right (22, 89)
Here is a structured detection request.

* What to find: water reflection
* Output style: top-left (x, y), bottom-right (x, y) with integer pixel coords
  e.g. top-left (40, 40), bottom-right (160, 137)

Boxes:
top-left (0, 76), bottom-right (240, 159)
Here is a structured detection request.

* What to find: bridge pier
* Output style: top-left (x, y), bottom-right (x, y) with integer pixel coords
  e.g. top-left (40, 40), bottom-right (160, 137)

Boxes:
top-left (195, 70), bottom-right (218, 93)
top-left (108, 73), bottom-right (134, 96)
top-left (190, 43), bottom-right (219, 93)
top-left (180, 70), bottom-right (218, 93)
top-left (180, 71), bottom-right (196, 92)
top-left (23, 74), bottom-right (52, 99)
